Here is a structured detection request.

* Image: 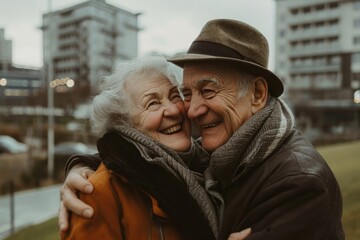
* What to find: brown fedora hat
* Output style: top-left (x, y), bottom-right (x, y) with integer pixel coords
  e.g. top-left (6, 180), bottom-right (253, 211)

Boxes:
top-left (169, 19), bottom-right (284, 97)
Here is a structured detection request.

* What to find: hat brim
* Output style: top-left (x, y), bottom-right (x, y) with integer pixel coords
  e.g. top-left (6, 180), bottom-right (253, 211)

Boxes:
top-left (169, 53), bottom-right (284, 97)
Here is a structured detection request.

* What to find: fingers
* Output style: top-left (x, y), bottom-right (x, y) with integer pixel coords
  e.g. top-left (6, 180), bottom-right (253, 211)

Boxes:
top-left (58, 201), bottom-right (69, 235)
top-left (228, 228), bottom-right (252, 240)
top-left (65, 170), bottom-right (94, 194)
top-left (81, 168), bottom-right (95, 179)
top-left (60, 178), bottom-right (94, 218)
top-left (59, 165), bottom-right (95, 219)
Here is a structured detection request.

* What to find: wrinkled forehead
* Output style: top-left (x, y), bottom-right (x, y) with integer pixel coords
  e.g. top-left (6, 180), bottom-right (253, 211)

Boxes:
top-left (182, 61), bottom-right (238, 87)
top-left (125, 72), bottom-right (174, 95)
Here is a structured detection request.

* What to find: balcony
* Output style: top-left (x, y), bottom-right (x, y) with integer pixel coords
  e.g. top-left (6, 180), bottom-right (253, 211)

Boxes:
top-left (55, 59), bottom-right (80, 69)
top-left (289, 63), bottom-right (341, 74)
top-left (288, 26), bottom-right (339, 41)
top-left (288, 9), bottom-right (340, 25)
top-left (288, 88), bottom-right (353, 101)
top-left (289, 43), bottom-right (341, 57)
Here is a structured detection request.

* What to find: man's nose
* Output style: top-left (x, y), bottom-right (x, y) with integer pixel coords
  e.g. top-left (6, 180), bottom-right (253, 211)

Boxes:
top-left (187, 94), bottom-right (207, 119)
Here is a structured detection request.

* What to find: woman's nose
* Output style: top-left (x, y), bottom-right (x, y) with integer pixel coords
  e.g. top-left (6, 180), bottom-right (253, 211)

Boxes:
top-left (163, 102), bottom-right (181, 116)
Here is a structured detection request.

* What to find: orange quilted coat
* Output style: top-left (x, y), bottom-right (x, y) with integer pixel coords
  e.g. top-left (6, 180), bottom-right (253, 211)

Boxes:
top-left (63, 163), bottom-right (185, 240)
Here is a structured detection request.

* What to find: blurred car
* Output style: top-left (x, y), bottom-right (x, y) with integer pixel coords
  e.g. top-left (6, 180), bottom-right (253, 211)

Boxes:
top-left (54, 142), bottom-right (97, 157)
top-left (53, 142), bottom-right (97, 180)
top-left (0, 135), bottom-right (29, 154)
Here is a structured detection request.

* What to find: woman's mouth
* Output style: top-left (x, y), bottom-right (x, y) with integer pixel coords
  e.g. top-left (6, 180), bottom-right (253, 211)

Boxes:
top-left (160, 124), bottom-right (182, 135)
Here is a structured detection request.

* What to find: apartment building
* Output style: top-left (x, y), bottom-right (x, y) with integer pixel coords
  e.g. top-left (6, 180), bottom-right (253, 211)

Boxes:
top-left (0, 28), bottom-right (41, 107)
top-left (41, 0), bottom-right (140, 102)
top-left (274, 0), bottom-right (360, 143)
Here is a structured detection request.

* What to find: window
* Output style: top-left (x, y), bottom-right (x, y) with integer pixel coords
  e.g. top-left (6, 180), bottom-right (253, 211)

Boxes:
top-left (279, 13), bottom-right (286, 22)
top-left (290, 8), bottom-right (299, 15)
top-left (303, 7), bottom-right (311, 14)
top-left (279, 44), bottom-right (286, 52)
top-left (315, 4), bottom-right (325, 11)
top-left (354, 18), bottom-right (360, 27)
top-left (7, 79), bottom-right (29, 87)
top-left (353, 72), bottom-right (360, 81)
top-left (4, 89), bottom-right (29, 97)
top-left (354, 36), bottom-right (360, 45)
top-left (352, 52), bottom-right (360, 63)
top-left (329, 2), bottom-right (338, 9)
top-left (279, 29), bottom-right (286, 37)
top-left (31, 81), bottom-right (41, 88)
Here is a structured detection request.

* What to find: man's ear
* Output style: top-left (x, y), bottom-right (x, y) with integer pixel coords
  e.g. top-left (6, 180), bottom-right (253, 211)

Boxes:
top-left (251, 77), bottom-right (268, 114)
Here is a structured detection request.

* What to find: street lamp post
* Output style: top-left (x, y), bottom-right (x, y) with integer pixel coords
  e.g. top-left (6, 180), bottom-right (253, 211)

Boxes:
top-left (46, 0), bottom-right (55, 180)
top-left (47, 62), bottom-right (54, 180)
top-left (47, 77), bottom-right (75, 179)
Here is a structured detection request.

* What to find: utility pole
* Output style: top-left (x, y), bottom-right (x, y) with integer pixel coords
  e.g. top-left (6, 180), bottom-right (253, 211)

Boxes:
top-left (47, 0), bottom-right (54, 179)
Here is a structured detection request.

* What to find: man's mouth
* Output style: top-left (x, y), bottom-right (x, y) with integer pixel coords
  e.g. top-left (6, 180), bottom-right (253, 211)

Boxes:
top-left (202, 121), bottom-right (221, 129)
top-left (160, 124), bottom-right (182, 135)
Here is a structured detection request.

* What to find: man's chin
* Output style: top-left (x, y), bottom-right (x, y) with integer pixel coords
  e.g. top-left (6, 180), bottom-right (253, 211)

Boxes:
top-left (201, 139), bottom-right (224, 152)
top-left (200, 129), bottom-right (229, 152)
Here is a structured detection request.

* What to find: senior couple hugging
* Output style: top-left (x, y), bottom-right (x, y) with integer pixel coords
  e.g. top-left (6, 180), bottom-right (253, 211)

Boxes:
top-left (58, 19), bottom-right (344, 240)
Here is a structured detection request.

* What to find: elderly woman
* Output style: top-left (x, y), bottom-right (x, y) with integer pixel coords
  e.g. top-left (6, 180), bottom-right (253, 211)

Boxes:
top-left (62, 56), bottom-right (218, 240)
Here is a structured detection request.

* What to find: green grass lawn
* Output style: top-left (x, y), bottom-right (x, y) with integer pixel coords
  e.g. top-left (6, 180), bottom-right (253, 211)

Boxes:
top-left (4, 140), bottom-right (360, 240)
top-left (4, 217), bottom-right (59, 240)
top-left (317, 140), bottom-right (360, 239)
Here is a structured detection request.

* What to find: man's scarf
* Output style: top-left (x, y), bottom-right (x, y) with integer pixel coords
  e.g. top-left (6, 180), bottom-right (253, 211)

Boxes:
top-left (209, 97), bottom-right (295, 186)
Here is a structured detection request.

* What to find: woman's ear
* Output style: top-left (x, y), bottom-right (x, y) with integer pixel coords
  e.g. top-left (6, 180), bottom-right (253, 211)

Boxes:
top-left (251, 77), bottom-right (268, 114)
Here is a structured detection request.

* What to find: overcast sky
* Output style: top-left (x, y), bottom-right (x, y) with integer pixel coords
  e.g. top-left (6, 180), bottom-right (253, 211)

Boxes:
top-left (0, 0), bottom-right (276, 69)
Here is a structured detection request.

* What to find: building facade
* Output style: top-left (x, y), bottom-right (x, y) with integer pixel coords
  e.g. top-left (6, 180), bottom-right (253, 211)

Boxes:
top-left (41, 0), bottom-right (140, 102)
top-left (274, 0), bottom-right (360, 144)
top-left (0, 28), bottom-right (41, 107)
top-left (0, 28), bottom-right (12, 65)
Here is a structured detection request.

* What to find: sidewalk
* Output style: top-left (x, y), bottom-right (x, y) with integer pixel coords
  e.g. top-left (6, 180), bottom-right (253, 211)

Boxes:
top-left (0, 184), bottom-right (61, 239)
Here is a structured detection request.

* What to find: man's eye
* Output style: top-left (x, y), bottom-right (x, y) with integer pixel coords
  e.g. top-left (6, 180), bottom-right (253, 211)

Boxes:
top-left (182, 91), bottom-right (192, 101)
top-left (201, 89), bottom-right (216, 99)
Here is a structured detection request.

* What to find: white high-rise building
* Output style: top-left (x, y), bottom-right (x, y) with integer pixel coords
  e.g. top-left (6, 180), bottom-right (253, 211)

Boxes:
top-left (274, 0), bottom-right (360, 143)
top-left (42, 0), bottom-right (140, 101)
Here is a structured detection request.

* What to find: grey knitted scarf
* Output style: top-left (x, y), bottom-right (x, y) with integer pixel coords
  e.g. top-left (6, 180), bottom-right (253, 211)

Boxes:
top-left (209, 97), bottom-right (295, 186)
top-left (111, 124), bottom-right (219, 237)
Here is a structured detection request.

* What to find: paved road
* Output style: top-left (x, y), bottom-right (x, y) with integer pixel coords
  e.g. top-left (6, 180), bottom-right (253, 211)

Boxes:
top-left (0, 184), bottom-right (61, 239)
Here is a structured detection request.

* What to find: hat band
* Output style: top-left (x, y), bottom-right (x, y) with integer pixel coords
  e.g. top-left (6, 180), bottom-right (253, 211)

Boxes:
top-left (188, 41), bottom-right (261, 66)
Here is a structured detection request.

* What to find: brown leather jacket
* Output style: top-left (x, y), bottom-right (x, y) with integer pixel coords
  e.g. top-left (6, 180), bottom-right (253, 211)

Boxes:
top-left (218, 130), bottom-right (345, 240)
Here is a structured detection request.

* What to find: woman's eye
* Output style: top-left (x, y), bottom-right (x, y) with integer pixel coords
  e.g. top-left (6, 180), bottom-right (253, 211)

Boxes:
top-left (201, 89), bottom-right (216, 98)
top-left (170, 93), bottom-right (182, 103)
top-left (147, 101), bottom-right (160, 110)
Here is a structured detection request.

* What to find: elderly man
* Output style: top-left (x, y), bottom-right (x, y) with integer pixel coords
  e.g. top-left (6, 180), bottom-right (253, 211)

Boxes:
top-left (59, 19), bottom-right (344, 239)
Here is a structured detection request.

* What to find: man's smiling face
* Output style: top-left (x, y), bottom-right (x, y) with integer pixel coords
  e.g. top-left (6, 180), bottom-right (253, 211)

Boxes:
top-left (182, 62), bottom-right (253, 152)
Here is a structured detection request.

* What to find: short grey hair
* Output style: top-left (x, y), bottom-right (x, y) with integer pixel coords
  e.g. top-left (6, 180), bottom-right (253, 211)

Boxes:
top-left (235, 70), bottom-right (256, 98)
top-left (235, 70), bottom-right (272, 100)
top-left (90, 55), bottom-right (183, 136)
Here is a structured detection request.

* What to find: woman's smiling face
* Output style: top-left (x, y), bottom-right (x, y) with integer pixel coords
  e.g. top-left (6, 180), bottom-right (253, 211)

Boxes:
top-left (126, 72), bottom-right (192, 152)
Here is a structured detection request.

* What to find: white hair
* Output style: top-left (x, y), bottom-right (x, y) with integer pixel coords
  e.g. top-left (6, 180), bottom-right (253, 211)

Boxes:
top-left (90, 55), bottom-right (183, 136)
top-left (236, 71), bottom-right (255, 98)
